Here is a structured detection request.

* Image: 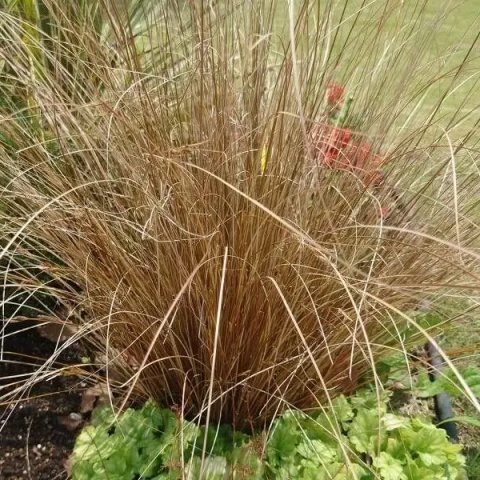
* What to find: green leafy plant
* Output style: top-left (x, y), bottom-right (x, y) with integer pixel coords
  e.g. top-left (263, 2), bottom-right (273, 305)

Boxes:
top-left (71, 401), bottom-right (263, 480)
top-left (267, 389), bottom-right (466, 480)
top-left (71, 389), bottom-right (466, 480)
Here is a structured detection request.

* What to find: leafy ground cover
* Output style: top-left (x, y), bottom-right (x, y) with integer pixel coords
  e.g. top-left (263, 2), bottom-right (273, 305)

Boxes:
top-left (70, 387), bottom-right (467, 480)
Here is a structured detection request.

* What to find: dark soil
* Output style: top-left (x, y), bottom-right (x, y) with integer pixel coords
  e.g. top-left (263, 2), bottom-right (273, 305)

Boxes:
top-left (0, 322), bottom-right (85, 480)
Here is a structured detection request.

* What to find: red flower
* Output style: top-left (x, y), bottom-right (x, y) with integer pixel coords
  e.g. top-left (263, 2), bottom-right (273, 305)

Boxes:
top-left (340, 129), bottom-right (351, 145)
top-left (310, 124), bottom-right (354, 168)
top-left (326, 82), bottom-right (345, 106)
top-left (323, 127), bottom-right (351, 165)
top-left (310, 121), bottom-right (392, 219)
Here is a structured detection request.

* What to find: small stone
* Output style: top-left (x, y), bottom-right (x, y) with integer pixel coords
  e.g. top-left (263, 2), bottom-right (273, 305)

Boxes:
top-left (58, 412), bottom-right (83, 431)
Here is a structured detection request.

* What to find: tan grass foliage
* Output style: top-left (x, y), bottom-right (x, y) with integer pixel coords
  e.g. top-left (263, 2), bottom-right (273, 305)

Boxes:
top-left (1, 1), bottom-right (479, 429)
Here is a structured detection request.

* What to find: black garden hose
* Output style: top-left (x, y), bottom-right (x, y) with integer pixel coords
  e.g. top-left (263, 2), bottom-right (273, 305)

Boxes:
top-left (376, 176), bottom-right (460, 445)
top-left (425, 341), bottom-right (459, 443)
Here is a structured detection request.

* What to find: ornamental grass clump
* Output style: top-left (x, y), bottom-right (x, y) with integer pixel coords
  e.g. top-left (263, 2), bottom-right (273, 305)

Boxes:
top-left (1, 0), bottom-right (480, 431)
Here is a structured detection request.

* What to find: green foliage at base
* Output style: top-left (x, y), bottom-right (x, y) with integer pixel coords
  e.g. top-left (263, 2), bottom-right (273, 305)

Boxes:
top-left (71, 388), bottom-right (466, 480)
top-left (266, 389), bottom-right (465, 480)
top-left (71, 402), bottom-right (263, 480)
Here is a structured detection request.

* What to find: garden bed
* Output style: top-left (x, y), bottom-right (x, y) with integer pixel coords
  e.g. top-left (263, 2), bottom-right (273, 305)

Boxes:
top-left (0, 324), bottom-right (83, 480)
top-left (1, 325), bottom-right (479, 478)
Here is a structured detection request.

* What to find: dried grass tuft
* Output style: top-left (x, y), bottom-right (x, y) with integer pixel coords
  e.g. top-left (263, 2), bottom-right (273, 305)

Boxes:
top-left (1, 1), bottom-right (480, 429)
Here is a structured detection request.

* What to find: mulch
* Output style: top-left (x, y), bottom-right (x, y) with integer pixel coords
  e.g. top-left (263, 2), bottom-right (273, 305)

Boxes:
top-left (0, 322), bottom-right (85, 480)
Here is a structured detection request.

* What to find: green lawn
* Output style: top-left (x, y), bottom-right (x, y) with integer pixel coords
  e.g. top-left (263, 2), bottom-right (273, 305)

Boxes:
top-left (422, 1), bottom-right (480, 134)
top-left (272, 1), bottom-right (480, 139)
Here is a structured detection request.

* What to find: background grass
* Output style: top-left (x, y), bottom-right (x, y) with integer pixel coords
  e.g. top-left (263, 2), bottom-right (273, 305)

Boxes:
top-left (272, 0), bottom-right (480, 140)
